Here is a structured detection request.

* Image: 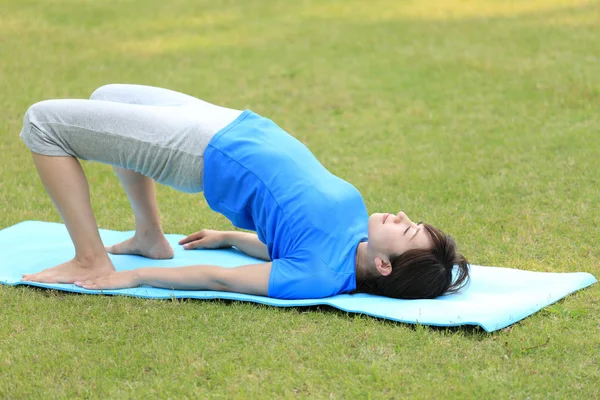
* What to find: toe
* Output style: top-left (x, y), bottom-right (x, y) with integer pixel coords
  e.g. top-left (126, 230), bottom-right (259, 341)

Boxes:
top-left (29, 275), bottom-right (46, 283)
top-left (107, 243), bottom-right (130, 256)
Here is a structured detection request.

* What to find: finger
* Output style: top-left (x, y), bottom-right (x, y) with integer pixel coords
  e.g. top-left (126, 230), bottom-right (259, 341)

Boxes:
top-left (77, 279), bottom-right (99, 290)
top-left (182, 239), bottom-right (205, 250)
top-left (179, 230), bottom-right (205, 244)
top-left (181, 230), bottom-right (206, 243)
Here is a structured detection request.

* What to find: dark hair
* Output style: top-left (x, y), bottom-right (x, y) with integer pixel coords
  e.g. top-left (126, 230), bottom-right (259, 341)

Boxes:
top-left (357, 224), bottom-right (470, 299)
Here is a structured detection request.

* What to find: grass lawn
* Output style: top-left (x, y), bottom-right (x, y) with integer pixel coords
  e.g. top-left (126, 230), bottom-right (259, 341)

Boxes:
top-left (1, 0), bottom-right (599, 397)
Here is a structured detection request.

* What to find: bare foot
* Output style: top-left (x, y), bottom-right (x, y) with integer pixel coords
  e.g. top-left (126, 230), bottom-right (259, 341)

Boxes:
top-left (22, 257), bottom-right (116, 284)
top-left (106, 233), bottom-right (174, 259)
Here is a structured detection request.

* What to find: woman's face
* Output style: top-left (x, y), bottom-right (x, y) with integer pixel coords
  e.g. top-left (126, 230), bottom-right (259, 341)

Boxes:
top-left (367, 212), bottom-right (433, 259)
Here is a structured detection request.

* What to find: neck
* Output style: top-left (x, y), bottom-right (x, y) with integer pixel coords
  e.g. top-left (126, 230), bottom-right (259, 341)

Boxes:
top-left (355, 241), bottom-right (374, 284)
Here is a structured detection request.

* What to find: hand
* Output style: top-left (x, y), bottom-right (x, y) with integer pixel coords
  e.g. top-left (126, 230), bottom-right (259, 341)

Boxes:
top-left (74, 270), bottom-right (139, 290)
top-left (179, 229), bottom-right (230, 250)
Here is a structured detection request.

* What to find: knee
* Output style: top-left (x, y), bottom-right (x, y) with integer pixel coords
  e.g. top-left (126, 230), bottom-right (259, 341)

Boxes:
top-left (20, 102), bottom-right (42, 148)
top-left (21, 101), bottom-right (49, 133)
top-left (90, 84), bottom-right (124, 101)
top-left (20, 100), bottom-right (59, 149)
top-left (22, 99), bottom-right (62, 125)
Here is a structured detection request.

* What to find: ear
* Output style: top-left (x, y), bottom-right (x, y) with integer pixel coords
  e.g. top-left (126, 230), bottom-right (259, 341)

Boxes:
top-left (374, 256), bottom-right (392, 277)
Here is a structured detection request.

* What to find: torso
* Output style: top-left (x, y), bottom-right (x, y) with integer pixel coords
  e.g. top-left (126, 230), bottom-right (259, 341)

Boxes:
top-left (203, 110), bottom-right (368, 299)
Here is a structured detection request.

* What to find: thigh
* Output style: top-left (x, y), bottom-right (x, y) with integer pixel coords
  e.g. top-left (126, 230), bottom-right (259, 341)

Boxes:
top-left (90, 84), bottom-right (243, 134)
top-left (22, 99), bottom-right (209, 192)
top-left (90, 84), bottom-right (205, 106)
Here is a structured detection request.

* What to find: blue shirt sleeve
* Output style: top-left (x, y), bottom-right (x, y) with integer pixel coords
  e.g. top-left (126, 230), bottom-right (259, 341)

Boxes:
top-left (268, 256), bottom-right (345, 300)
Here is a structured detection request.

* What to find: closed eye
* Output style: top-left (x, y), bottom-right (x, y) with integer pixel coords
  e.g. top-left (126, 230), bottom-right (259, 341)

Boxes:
top-left (404, 226), bottom-right (410, 235)
top-left (410, 222), bottom-right (423, 241)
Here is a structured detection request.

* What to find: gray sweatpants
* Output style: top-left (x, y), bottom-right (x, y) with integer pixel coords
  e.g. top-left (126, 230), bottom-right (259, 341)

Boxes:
top-left (20, 84), bottom-right (242, 193)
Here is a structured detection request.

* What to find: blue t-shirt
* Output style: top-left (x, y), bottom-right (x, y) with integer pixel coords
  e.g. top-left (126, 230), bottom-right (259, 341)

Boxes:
top-left (203, 110), bottom-right (368, 299)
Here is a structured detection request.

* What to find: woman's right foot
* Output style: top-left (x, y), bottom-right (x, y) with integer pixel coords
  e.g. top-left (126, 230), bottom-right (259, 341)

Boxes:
top-left (106, 232), bottom-right (174, 259)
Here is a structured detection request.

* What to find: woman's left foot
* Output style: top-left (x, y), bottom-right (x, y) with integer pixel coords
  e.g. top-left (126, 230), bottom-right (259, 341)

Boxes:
top-left (22, 256), bottom-right (116, 284)
top-left (106, 232), bottom-right (174, 259)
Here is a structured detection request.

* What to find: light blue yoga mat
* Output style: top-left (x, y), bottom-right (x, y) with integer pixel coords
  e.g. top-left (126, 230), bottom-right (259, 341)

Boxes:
top-left (0, 221), bottom-right (596, 332)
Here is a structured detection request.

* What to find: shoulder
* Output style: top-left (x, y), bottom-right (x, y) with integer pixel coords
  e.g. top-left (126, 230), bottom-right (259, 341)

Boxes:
top-left (269, 256), bottom-right (341, 300)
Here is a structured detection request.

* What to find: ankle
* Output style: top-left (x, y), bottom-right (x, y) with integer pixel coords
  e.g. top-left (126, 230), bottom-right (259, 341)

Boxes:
top-left (134, 225), bottom-right (165, 238)
top-left (74, 251), bottom-right (109, 267)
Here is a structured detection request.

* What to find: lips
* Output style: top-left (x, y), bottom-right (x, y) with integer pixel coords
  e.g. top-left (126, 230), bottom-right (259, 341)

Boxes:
top-left (383, 213), bottom-right (389, 224)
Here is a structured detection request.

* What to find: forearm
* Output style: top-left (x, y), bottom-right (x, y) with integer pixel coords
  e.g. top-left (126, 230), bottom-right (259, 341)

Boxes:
top-left (225, 231), bottom-right (270, 261)
top-left (77, 261), bottom-right (270, 295)
top-left (137, 266), bottom-right (226, 291)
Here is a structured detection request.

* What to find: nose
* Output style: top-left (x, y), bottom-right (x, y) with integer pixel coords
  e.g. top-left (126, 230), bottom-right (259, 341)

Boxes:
top-left (396, 211), bottom-right (413, 225)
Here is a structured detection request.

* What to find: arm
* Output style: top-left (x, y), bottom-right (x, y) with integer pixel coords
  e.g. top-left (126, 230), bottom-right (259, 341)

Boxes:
top-left (179, 229), bottom-right (270, 261)
top-left (224, 231), bottom-right (270, 261)
top-left (75, 262), bottom-right (272, 296)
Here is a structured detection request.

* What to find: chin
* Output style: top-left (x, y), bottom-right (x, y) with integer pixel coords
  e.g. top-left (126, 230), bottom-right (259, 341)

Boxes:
top-left (368, 213), bottom-right (383, 225)
top-left (367, 214), bottom-right (376, 228)
top-left (367, 213), bottom-right (381, 234)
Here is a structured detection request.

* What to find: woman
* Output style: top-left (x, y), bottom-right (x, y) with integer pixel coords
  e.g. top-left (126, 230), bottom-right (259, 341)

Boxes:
top-left (19, 84), bottom-right (469, 299)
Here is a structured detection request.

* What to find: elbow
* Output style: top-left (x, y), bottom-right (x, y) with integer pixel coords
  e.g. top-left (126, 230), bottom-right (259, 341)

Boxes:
top-left (211, 281), bottom-right (230, 292)
top-left (209, 267), bottom-right (232, 292)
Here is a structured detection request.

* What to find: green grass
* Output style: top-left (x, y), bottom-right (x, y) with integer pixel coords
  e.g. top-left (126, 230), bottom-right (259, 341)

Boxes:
top-left (1, 0), bottom-right (599, 397)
